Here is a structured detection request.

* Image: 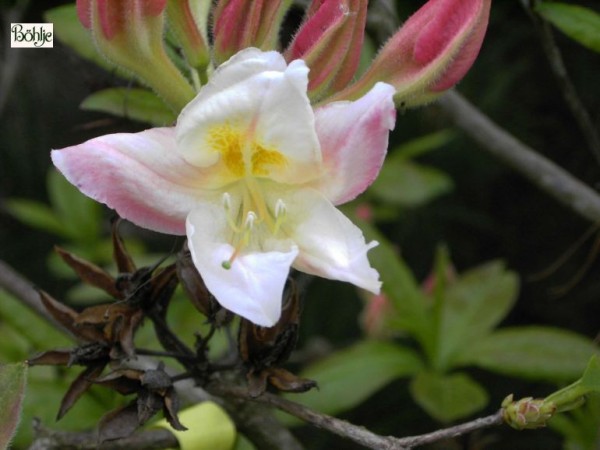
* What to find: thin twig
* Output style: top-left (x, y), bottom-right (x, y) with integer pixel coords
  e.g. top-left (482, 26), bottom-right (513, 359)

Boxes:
top-left (438, 91), bottom-right (600, 223)
top-left (396, 410), bottom-right (504, 447)
top-left (211, 384), bottom-right (506, 450)
top-left (524, 1), bottom-right (600, 164)
top-left (211, 383), bottom-right (408, 450)
top-left (0, 259), bottom-right (67, 332)
top-left (28, 420), bottom-right (178, 450)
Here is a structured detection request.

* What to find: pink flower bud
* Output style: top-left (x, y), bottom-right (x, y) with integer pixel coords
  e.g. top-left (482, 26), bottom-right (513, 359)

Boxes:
top-left (76, 0), bottom-right (194, 112)
top-left (285, 0), bottom-right (367, 101)
top-left (76, 0), bottom-right (167, 40)
top-left (213, 0), bottom-right (290, 65)
top-left (328, 0), bottom-right (490, 107)
top-left (360, 293), bottom-right (393, 338)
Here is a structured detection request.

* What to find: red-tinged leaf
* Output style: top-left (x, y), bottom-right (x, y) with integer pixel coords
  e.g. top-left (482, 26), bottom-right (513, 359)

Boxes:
top-left (27, 350), bottom-right (71, 366)
top-left (98, 402), bottom-right (140, 442)
top-left (55, 246), bottom-right (120, 298)
top-left (118, 309), bottom-right (144, 358)
top-left (136, 390), bottom-right (164, 425)
top-left (163, 389), bottom-right (187, 431)
top-left (112, 219), bottom-right (137, 274)
top-left (92, 369), bottom-right (142, 395)
top-left (149, 264), bottom-right (178, 312)
top-left (266, 367), bottom-right (317, 393)
top-left (39, 291), bottom-right (104, 342)
top-left (247, 370), bottom-right (269, 398)
top-left (57, 363), bottom-right (106, 420)
top-left (0, 363), bottom-right (27, 449)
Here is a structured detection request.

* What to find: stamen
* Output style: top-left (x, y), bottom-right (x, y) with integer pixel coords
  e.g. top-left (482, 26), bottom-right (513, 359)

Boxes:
top-left (273, 199), bottom-right (287, 235)
top-left (221, 211), bottom-right (257, 270)
top-left (222, 192), bottom-right (242, 233)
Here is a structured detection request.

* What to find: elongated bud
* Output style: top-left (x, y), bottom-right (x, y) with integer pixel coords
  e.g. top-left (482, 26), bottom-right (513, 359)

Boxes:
top-left (285, 0), bottom-right (366, 101)
top-left (76, 0), bottom-right (195, 112)
top-left (166, 0), bottom-right (210, 75)
top-left (213, 0), bottom-right (292, 66)
top-left (502, 395), bottom-right (557, 430)
top-left (328, 0), bottom-right (490, 107)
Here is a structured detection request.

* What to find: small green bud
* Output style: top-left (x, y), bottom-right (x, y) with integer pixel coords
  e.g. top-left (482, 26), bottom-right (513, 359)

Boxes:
top-left (502, 394), bottom-right (557, 430)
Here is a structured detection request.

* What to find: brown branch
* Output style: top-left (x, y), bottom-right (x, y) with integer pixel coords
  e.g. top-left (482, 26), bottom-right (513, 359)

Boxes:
top-left (0, 259), bottom-right (68, 333)
top-left (396, 410), bottom-right (504, 448)
top-left (28, 420), bottom-right (178, 450)
top-left (211, 383), bottom-right (407, 450)
top-left (438, 91), bottom-right (600, 223)
top-left (211, 384), bottom-right (506, 450)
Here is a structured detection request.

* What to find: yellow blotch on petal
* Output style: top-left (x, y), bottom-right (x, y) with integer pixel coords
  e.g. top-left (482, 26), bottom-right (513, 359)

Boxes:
top-left (251, 143), bottom-right (287, 176)
top-left (207, 124), bottom-right (245, 177)
top-left (207, 124), bottom-right (287, 178)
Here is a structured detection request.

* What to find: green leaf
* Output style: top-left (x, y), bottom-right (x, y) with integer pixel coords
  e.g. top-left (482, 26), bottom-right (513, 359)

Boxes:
top-left (436, 261), bottom-right (519, 370)
top-left (0, 363), bottom-right (27, 450)
top-left (410, 371), bottom-right (488, 423)
top-left (549, 393), bottom-right (600, 450)
top-left (3, 198), bottom-right (67, 237)
top-left (457, 326), bottom-right (598, 382)
top-left (371, 160), bottom-right (453, 207)
top-left (47, 169), bottom-right (101, 243)
top-left (581, 355), bottom-right (600, 392)
top-left (14, 369), bottom-right (116, 448)
top-left (346, 214), bottom-right (433, 347)
top-left (282, 341), bottom-right (423, 422)
top-left (81, 88), bottom-right (177, 126)
top-left (0, 291), bottom-right (71, 358)
top-left (536, 3), bottom-right (600, 53)
top-left (392, 130), bottom-right (456, 160)
top-left (44, 5), bottom-right (117, 72)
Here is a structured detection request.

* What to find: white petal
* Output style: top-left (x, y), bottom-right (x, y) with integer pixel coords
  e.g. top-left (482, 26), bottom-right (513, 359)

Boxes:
top-left (282, 188), bottom-right (381, 293)
top-left (186, 201), bottom-right (298, 327)
top-left (176, 50), bottom-right (322, 184)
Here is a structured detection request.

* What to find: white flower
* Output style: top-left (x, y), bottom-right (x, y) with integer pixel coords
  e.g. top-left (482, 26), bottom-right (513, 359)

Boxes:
top-left (52, 48), bottom-right (396, 326)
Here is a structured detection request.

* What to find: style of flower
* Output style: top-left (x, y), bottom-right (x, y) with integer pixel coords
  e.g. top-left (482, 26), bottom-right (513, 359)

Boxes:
top-left (52, 49), bottom-right (396, 327)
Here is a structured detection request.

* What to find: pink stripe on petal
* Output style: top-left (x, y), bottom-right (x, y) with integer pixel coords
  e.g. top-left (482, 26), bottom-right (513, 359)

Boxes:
top-left (313, 82), bottom-right (396, 205)
top-left (51, 128), bottom-right (204, 235)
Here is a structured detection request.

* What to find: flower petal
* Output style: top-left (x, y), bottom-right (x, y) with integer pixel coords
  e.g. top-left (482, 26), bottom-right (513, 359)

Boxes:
top-left (282, 188), bottom-right (381, 293)
top-left (176, 49), bottom-right (322, 184)
top-left (187, 200), bottom-right (298, 327)
top-left (51, 128), bottom-right (206, 235)
top-left (313, 82), bottom-right (396, 205)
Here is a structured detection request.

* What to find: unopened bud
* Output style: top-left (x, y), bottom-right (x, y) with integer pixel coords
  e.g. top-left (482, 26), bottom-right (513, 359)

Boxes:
top-left (285, 0), bottom-right (367, 101)
top-left (76, 0), bottom-right (195, 111)
top-left (213, 0), bottom-right (292, 65)
top-left (502, 394), bottom-right (557, 430)
top-left (328, 0), bottom-right (490, 107)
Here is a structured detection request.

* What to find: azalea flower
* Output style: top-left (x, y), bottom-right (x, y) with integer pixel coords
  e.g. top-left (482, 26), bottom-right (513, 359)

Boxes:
top-left (52, 48), bottom-right (396, 326)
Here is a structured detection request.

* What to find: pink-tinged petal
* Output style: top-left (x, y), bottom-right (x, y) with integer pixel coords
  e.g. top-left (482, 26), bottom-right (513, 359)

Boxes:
top-left (51, 128), bottom-right (206, 235)
top-left (312, 82), bottom-right (396, 205)
top-left (187, 203), bottom-right (298, 327)
top-left (282, 188), bottom-right (381, 293)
